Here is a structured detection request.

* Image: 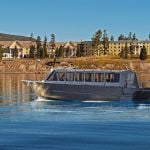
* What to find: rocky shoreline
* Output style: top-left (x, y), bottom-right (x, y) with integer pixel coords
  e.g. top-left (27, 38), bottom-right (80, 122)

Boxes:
top-left (0, 58), bottom-right (150, 74)
top-left (0, 59), bottom-right (51, 74)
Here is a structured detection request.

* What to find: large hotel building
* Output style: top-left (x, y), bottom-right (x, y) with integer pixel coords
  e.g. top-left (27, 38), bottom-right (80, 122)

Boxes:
top-left (80, 40), bottom-right (150, 56)
top-left (0, 40), bottom-right (150, 58)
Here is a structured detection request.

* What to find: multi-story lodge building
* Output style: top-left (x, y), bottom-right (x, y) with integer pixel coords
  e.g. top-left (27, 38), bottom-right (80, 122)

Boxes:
top-left (108, 40), bottom-right (150, 56)
top-left (79, 40), bottom-right (150, 56)
top-left (0, 39), bottom-right (150, 59)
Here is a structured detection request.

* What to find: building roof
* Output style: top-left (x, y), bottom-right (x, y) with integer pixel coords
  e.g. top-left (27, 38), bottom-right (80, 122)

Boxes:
top-left (0, 40), bottom-right (35, 49)
top-left (0, 41), bottom-right (14, 48)
top-left (64, 41), bottom-right (76, 49)
top-left (110, 40), bottom-right (150, 44)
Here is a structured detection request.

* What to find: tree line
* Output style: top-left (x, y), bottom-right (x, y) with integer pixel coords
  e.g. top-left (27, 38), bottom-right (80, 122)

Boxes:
top-left (29, 33), bottom-right (56, 59)
top-left (0, 30), bottom-right (149, 60)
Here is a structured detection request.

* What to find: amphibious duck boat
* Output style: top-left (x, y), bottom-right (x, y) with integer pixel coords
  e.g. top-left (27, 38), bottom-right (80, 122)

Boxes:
top-left (22, 68), bottom-right (140, 100)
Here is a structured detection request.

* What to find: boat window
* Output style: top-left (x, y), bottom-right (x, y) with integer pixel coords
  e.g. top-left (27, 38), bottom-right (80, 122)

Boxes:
top-left (95, 73), bottom-right (104, 82)
top-left (75, 72), bottom-right (84, 81)
top-left (66, 72), bottom-right (74, 81)
top-left (105, 73), bottom-right (111, 82)
top-left (114, 73), bottom-right (120, 82)
top-left (85, 73), bottom-right (94, 82)
top-left (46, 71), bottom-right (58, 81)
top-left (105, 73), bottom-right (120, 82)
top-left (58, 72), bottom-right (65, 81)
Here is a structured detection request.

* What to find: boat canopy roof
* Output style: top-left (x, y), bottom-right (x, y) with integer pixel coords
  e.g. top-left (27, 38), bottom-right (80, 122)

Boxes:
top-left (52, 68), bottom-right (135, 74)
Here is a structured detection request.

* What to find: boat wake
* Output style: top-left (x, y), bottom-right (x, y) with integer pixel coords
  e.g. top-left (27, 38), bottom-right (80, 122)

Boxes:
top-left (137, 104), bottom-right (150, 109)
top-left (83, 100), bottom-right (110, 103)
top-left (35, 97), bottom-right (54, 102)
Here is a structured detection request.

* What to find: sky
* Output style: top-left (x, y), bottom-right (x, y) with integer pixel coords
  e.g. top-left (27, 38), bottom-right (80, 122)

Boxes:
top-left (0, 0), bottom-right (150, 41)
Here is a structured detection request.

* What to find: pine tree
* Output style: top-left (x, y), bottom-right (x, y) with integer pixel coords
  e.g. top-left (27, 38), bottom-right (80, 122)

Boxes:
top-left (132, 33), bottom-right (137, 40)
top-left (118, 34), bottom-right (125, 41)
top-left (65, 47), bottom-right (70, 57)
top-left (55, 47), bottom-right (59, 57)
top-left (102, 30), bottom-right (109, 55)
top-left (50, 34), bottom-right (56, 58)
top-left (43, 36), bottom-right (48, 58)
top-left (36, 36), bottom-right (42, 58)
top-left (29, 44), bottom-right (35, 58)
top-left (0, 45), bottom-right (4, 59)
top-left (129, 44), bottom-right (135, 56)
top-left (120, 42), bottom-right (128, 59)
top-left (59, 45), bottom-right (64, 57)
top-left (77, 41), bottom-right (85, 57)
top-left (140, 46), bottom-right (147, 60)
top-left (13, 46), bottom-right (18, 58)
top-left (110, 35), bottom-right (114, 41)
top-left (91, 30), bottom-right (102, 55)
top-left (128, 32), bottom-right (132, 40)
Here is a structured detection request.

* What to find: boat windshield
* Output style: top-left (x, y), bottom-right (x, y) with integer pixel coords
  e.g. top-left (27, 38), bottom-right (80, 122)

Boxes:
top-left (46, 70), bottom-right (120, 83)
top-left (46, 70), bottom-right (59, 81)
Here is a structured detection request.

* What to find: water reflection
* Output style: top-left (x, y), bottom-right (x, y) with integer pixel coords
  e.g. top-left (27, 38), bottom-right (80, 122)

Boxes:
top-left (0, 74), bottom-right (45, 103)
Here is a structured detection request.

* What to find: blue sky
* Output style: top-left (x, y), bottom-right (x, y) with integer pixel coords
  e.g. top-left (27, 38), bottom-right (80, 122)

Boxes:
top-left (0, 0), bottom-right (150, 41)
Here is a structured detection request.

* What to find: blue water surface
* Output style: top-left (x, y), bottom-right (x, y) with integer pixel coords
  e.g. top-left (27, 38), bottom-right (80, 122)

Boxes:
top-left (0, 74), bottom-right (150, 150)
top-left (0, 99), bottom-right (150, 150)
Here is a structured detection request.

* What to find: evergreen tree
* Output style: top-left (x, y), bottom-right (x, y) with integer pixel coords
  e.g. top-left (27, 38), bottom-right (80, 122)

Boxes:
top-left (50, 34), bottom-right (56, 58)
top-left (39, 47), bottom-right (44, 58)
top-left (110, 35), bottom-right (114, 41)
top-left (29, 44), bottom-right (35, 58)
top-left (0, 45), bottom-right (4, 59)
top-left (29, 33), bottom-right (36, 58)
top-left (149, 34), bottom-right (150, 40)
top-left (132, 33), bottom-right (137, 40)
top-left (65, 47), bottom-right (70, 57)
top-left (91, 30), bottom-right (102, 55)
top-left (13, 46), bottom-right (18, 58)
top-left (77, 41), bottom-right (85, 57)
top-left (102, 30), bottom-right (109, 55)
top-left (140, 46), bottom-right (147, 60)
top-left (43, 36), bottom-right (48, 58)
top-left (120, 42), bottom-right (128, 59)
top-left (128, 32), bottom-right (132, 40)
top-left (129, 44), bottom-right (135, 56)
top-left (36, 36), bottom-right (42, 58)
top-left (58, 45), bottom-right (64, 57)
top-left (80, 42), bottom-right (85, 56)
top-left (76, 49), bottom-right (80, 57)
top-left (55, 47), bottom-right (60, 57)
top-left (118, 34), bottom-right (125, 41)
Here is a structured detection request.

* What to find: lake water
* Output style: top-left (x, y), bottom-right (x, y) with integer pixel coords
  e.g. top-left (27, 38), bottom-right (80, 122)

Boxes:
top-left (0, 74), bottom-right (150, 150)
